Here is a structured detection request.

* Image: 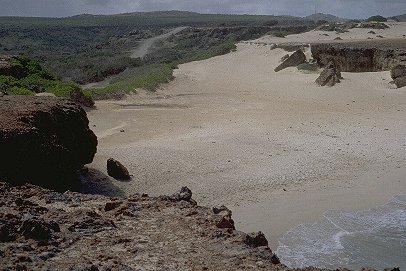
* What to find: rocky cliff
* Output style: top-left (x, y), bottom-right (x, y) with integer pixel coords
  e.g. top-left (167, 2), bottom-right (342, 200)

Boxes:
top-left (0, 95), bottom-right (97, 191)
top-left (0, 182), bottom-right (286, 271)
top-left (311, 39), bottom-right (406, 72)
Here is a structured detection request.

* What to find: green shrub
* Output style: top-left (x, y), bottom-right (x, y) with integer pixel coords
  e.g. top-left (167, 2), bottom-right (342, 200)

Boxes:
top-left (89, 64), bottom-right (173, 96)
top-left (366, 15), bottom-right (387, 22)
top-left (1, 57), bottom-right (84, 97)
top-left (6, 86), bottom-right (35, 96)
top-left (272, 31), bottom-right (289, 38)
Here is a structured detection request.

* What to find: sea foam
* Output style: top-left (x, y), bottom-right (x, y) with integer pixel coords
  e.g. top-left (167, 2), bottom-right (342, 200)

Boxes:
top-left (277, 194), bottom-right (406, 270)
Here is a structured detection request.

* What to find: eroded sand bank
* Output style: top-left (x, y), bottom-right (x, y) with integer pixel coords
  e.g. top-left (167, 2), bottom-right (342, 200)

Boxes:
top-left (87, 23), bottom-right (406, 248)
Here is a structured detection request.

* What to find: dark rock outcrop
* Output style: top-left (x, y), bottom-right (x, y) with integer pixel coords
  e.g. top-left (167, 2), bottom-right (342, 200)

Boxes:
top-left (316, 61), bottom-right (342, 86)
top-left (393, 77), bottom-right (406, 88)
top-left (107, 158), bottom-right (131, 180)
top-left (0, 96), bottom-right (97, 191)
top-left (160, 186), bottom-right (195, 204)
top-left (391, 64), bottom-right (406, 88)
top-left (311, 39), bottom-right (406, 72)
top-left (19, 218), bottom-right (60, 240)
top-left (245, 231), bottom-right (269, 248)
top-left (70, 89), bottom-right (95, 108)
top-left (274, 49), bottom-right (306, 72)
top-left (391, 64), bottom-right (406, 79)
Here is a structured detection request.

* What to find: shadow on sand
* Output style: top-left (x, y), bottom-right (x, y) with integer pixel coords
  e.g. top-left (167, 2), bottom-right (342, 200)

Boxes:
top-left (79, 167), bottom-right (126, 198)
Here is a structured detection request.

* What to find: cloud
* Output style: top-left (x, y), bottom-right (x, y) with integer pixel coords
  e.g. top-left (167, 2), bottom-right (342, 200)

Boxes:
top-left (0, 0), bottom-right (404, 18)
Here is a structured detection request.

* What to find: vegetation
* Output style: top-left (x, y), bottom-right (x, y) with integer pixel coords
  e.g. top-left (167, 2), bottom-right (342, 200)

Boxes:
top-left (271, 31), bottom-right (289, 38)
top-left (89, 64), bottom-right (173, 99)
top-left (366, 15), bottom-right (387, 22)
top-left (0, 56), bottom-right (85, 97)
top-left (0, 11), bottom-right (314, 98)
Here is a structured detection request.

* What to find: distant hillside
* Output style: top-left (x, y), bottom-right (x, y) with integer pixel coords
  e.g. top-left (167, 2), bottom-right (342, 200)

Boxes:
top-left (0, 10), bottom-right (312, 28)
top-left (391, 14), bottom-right (406, 22)
top-left (304, 13), bottom-right (347, 22)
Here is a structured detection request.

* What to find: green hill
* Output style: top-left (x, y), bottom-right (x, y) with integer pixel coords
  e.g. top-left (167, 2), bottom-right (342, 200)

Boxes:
top-left (0, 10), bottom-right (310, 28)
top-left (304, 13), bottom-right (347, 22)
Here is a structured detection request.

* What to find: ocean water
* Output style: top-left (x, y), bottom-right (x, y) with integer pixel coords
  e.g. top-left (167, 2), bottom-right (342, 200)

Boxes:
top-left (277, 194), bottom-right (406, 270)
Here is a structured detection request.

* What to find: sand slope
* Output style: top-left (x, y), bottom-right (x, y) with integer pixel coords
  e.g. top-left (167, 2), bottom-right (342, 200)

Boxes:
top-left (87, 23), bottom-right (406, 247)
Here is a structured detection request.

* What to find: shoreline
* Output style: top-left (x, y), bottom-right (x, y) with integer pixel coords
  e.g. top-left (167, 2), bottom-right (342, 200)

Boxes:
top-left (87, 23), bottom-right (406, 257)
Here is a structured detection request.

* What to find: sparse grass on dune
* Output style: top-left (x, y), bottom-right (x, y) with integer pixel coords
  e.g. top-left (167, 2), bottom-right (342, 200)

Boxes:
top-left (88, 64), bottom-right (173, 97)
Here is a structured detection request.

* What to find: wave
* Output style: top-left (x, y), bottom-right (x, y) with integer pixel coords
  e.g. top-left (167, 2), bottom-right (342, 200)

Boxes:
top-left (276, 194), bottom-right (406, 270)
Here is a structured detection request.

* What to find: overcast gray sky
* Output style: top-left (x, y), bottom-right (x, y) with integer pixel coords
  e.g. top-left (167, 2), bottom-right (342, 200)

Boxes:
top-left (0, 0), bottom-right (405, 19)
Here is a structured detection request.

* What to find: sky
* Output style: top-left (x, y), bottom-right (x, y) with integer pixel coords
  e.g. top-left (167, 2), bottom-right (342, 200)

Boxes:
top-left (0, 0), bottom-right (405, 19)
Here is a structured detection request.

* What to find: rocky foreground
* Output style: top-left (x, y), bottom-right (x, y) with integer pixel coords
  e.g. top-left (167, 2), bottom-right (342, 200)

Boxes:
top-left (0, 181), bottom-right (287, 271)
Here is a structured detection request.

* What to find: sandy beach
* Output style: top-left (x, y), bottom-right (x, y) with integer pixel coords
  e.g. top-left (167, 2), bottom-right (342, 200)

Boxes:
top-left (87, 23), bottom-right (406, 248)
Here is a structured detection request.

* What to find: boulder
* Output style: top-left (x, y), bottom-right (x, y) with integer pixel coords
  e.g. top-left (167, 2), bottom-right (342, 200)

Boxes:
top-left (245, 232), bottom-right (269, 248)
top-left (316, 61), bottom-right (342, 87)
top-left (216, 216), bottom-right (235, 229)
top-left (274, 49), bottom-right (306, 72)
top-left (104, 201), bottom-right (123, 212)
top-left (0, 96), bottom-right (97, 191)
top-left (18, 218), bottom-right (60, 240)
top-left (107, 158), bottom-right (131, 180)
top-left (390, 65), bottom-right (406, 79)
top-left (159, 186), bottom-right (196, 204)
top-left (394, 77), bottom-right (406, 88)
top-left (391, 65), bottom-right (406, 88)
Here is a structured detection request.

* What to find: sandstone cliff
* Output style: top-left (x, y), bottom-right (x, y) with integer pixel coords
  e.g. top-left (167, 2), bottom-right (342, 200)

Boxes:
top-left (311, 39), bottom-right (406, 72)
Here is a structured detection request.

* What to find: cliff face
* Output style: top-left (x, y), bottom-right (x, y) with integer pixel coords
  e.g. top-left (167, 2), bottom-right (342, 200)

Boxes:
top-left (0, 95), bottom-right (97, 191)
top-left (311, 39), bottom-right (406, 72)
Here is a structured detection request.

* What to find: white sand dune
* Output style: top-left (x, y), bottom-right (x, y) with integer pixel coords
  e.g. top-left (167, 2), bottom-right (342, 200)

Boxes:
top-left (87, 23), bottom-right (406, 247)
